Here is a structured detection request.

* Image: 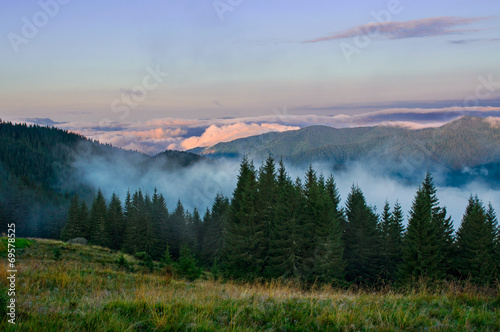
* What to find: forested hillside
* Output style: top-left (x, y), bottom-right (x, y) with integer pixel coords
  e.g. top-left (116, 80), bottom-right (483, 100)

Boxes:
top-left (0, 121), bottom-right (202, 237)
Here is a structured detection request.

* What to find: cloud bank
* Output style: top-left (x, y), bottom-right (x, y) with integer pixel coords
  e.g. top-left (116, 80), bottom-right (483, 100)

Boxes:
top-left (12, 106), bottom-right (500, 155)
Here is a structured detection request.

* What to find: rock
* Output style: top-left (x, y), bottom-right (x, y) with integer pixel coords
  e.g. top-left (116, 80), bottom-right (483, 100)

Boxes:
top-left (67, 237), bottom-right (88, 245)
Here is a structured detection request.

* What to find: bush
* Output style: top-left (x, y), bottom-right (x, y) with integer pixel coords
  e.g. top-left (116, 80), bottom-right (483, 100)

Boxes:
top-left (135, 252), bottom-right (154, 272)
top-left (116, 255), bottom-right (130, 270)
top-left (53, 246), bottom-right (62, 261)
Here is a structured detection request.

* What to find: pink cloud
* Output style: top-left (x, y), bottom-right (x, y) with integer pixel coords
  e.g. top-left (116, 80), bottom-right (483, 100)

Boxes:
top-left (304, 16), bottom-right (488, 43)
top-left (180, 123), bottom-right (300, 150)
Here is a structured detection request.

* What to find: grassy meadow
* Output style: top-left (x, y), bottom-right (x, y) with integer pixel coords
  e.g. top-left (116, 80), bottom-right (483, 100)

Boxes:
top-left (0, 238), bottom-right (499, 331)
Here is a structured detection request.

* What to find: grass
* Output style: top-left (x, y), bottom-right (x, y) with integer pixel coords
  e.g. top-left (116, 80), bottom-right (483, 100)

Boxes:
top-left (0, 238), bottom-right (499, 331)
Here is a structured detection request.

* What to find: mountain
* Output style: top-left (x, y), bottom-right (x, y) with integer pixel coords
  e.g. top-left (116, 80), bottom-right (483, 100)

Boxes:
top-left (190, 116), bottom-right (500, 184)
top-left (0, 121), bottom-right (203, 237)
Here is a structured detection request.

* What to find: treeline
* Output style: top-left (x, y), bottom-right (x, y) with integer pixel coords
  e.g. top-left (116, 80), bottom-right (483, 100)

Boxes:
top-left (61, 157), bottom-right (500, 286)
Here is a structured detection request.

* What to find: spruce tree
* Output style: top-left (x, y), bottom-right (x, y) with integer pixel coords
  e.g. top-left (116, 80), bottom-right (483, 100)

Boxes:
top-left (399, 173), bottom-right (454, 283)
top-left (299, 165), bottom-right (321, 281)
top-left (169, 199), bottom-right (187, 259)
top-left (265, 160), bottom-right (304, 280)
top-left (455, 196), bottom-right (497, 283)
top-left (177, 245), bottom-right (202, 280)
top-left (313, 174), bottom-right (345, 283)
top-left (89, 189), bottom-right (108, 247)
top-left (61, 195), bottom-right (82, 241)
top-left (221, 157), bottom-right (260, 279)
top-left (202, 194), bottom-right (229, 267)
top-left (107, 192), bottom-right (124, 250)
top-left (123, 190), bottom-right (137, 254)
top-left (343, 185), bottom-right (381, 285)
top-left (380, 201), bottom-right (404, 282)
top-left (486, 203), bottom-right (499, 275)
top-left (79, 200), bottom-right (90, 239)
top-left (146, 189), bottom-right (165, 260)
top-left (256, 155), bottom-right (278, 275)
top-left (132, 190), bottom-right (148, 253)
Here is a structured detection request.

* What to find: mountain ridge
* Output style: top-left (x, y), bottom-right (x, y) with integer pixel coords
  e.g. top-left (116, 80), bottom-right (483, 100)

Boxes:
top-left (189, 116), bottom-right (500, 170)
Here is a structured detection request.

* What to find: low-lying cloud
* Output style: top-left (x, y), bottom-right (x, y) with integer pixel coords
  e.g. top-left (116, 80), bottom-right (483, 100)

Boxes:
top-left (12, 106), bottom-right (500, 155)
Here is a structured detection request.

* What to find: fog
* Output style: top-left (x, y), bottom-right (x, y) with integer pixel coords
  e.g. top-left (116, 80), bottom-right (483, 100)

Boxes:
top-left (66, 150), bottom-right (499, 230)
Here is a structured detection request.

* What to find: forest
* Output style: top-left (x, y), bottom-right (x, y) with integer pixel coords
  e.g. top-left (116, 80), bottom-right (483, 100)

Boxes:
top-left (60, 156), bottom-right (499, 286)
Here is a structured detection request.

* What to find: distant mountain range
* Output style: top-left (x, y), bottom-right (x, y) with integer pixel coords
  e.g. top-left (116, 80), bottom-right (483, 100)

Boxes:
top-left (189, 116), bottom-right (500, 185)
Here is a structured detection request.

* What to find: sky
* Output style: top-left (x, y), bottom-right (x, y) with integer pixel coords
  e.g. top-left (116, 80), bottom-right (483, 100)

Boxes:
top-left (1, 0), bottom-right (500, 152)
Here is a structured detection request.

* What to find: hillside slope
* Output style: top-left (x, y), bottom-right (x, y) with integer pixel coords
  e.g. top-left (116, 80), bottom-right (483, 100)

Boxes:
top-left (0, 121), bottom-right (203, 237)
top-left (1, 238), bottom-right (498, 331)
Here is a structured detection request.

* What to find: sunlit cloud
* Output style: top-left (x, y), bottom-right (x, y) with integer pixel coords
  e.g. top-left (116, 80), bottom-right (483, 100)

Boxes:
top-left (304, 16), bottom-right (489, 43)
top-left (10, 106), bottom-right (500, 155)
top-left (180, 123), bottom-right (300, 150)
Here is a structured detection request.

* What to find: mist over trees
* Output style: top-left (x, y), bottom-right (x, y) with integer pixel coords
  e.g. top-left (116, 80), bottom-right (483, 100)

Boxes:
top-left (59, 156), bottom-right (499, 286)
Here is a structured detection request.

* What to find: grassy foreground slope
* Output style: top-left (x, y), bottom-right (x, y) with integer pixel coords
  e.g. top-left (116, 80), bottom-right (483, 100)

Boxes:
top-left (1, 239), bottom-right (499, 331)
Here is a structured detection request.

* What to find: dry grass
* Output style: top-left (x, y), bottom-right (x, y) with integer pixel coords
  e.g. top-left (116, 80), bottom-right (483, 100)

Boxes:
top-left (1, 238), bottom-right (499, 331)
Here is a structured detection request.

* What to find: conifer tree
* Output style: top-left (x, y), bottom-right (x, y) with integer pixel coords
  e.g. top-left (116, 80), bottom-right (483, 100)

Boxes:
top-left (79, 200), bottom-right (90, 239)
top-left (202, 194), bottom-right (229, 267)
top-left (299, 165), bottom-right (321, 280)
top-left (312, 174), bottom-right (345, 283)
top-left (177, 245), bottom-right (202, 280)
top-left (169, 199), bottom-right (187, 259)
top-left (61, 195), bottom-right (82, 241)
top-left (89, 189), bottom-right (108, 247)
top-left (399, 173), bottom-right (454, 282)
top-left (221, 157), bottom-right (260, 279)
top-left (146, 189), bottom-right (166, 260)
top-left (265, 160), bottom-right (304, 280)
top-left (132, 190), bottom-right (148, 253)
top-left (343, 185), bottom-right (381, 284)
top-left (455, 196), bottom-right (497, 283)
top-left (190, 208), bottom-right (203, 259)
top-left (107, 192), bottom-right (124, 250)
top-left (380, 201), bottom-right (404, 282)
top-left (256, 155), bottom-right (278, 274)
top-left (123, 190), bottom-right (137, 254)
top-left (486, 203), bottom-right (499, 275)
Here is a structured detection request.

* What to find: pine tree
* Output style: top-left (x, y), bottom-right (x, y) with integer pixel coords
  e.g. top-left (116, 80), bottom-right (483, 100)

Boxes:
top-left (299, 165), bottom-right (321, 281)
top-left (89, 189), bottom-right (108, 247)
top-left (343, 185), bottom-right (381, 285)
top-left (79, 200), bottom-right (90, 240)
top-left (399, 173), bottom-right (454, 283)
top-left (122, 191), bottom-right (137, 254)
top-left (169, 199), bottom-right (187, 259)
top-left (265, 160), bottom-right (304, 280)
top-left (455, 196), bottom-right (497, 284)
top-left (486, 203), bottom-right (499, 276)
top-left (380, 201), bottom-right (404, 282)
top-left (132, 190), bottom-right (148, 254)
top-left (221, 157), bottom-right (260, 279)
top-left (312, 175), bottom-right (345, 283)
top-left (255, 155), bottom-right (278, 275)
top-left (148, 189), bottom-right (168, 260)
top-left (61, 195), bottom-right (82, 241)
top-left (202, 194), bottom-right (229, 267)
top-left (107, 192), bottom-right (124, 250)
top-left (176, 245), bottom-right (202, 280)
